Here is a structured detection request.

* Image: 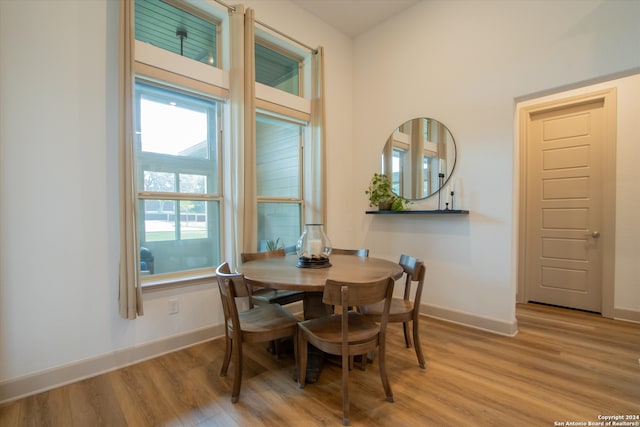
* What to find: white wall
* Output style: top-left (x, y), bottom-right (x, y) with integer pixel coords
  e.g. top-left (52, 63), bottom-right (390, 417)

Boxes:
top-left (352, 0), bottom-right (640, 331)
top-left (0, 0), bottom-right (123, 383)
top-left (0, 0), bottom-right (353, 400)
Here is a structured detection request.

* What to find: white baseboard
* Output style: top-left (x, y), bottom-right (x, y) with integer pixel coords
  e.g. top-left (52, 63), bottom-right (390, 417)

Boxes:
top-left (1, 301), bottom-right (520, 404)
top-left (3, 301), bottom-right (627, 405)
top-left (420, 303), bottom-right (519, 337)
top-left (613, 307), bottom-right (640, 323)
top-left (0, 324), bottom-right (225, 405)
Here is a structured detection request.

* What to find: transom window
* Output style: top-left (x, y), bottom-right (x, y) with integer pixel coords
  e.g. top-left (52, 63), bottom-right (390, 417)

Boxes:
top-left (256, 42), bottom-right (300, 96)
top-left (135, 0), bottom-right (218, 67)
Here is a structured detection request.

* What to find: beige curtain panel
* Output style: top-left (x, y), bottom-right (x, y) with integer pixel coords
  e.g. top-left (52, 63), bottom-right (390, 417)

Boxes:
top-left (228, 4), bottom-right (247, 270)
top-left (242, 8), bottom-right (258, 254)
top-left (310, 46), bottom-right (327, 225)
top-left (118, 0), bottom-right (143, 319)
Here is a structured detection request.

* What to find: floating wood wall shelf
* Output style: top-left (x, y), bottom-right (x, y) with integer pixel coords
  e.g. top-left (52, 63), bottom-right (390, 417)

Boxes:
top-left (365, 210), bottom-right (469, 215)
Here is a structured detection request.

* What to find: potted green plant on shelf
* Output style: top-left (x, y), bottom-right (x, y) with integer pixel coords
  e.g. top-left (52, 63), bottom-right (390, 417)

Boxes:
top-left (365, 173), bottom-right (411, 211)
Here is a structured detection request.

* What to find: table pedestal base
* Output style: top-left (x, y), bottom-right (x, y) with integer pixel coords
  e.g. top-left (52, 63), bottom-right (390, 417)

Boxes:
top-left (292, 345), bottom-right (324, 384)
top-left (299, 292), bottom-right (333, 383)
top-left (302, 292), bottom-right (333, 319)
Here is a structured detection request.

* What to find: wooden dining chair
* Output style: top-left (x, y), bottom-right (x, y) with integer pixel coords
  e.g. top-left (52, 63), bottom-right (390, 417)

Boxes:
top-left (241, 249), bottom-right (304, 358)
top-left (329, 247), bottom-right (369, 367)
top-left (240, 249), bottom-right (306, 306)
top-left (215, 262), bottom-right (299, 403)
top-left (331, 248), bottom-right (369, 257)
top-left (359, 254), bottom-right (426, 369)
top-left (297, 276), bottom-right (395, 426)
top-left (329, 248), bottom-right (368, 313)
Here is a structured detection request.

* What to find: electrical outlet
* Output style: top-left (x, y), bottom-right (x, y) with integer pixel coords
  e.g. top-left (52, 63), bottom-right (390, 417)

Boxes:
top-left (168, 299), bottom-right (179, 315)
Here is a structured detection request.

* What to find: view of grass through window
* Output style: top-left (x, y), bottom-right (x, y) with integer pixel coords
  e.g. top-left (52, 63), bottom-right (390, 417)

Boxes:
top-left (139, 97), bottom-right (209, 242)
top-left (135, 82), bottom-right (220, 274)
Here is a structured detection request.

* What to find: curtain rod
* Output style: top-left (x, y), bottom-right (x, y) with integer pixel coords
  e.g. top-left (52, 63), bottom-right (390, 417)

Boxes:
top-left (211, 1), bottom-right (317, 54)
top-left (255, 19), bottom-right (317, 54)
top-left (213, 0), bottom-right (235, 12)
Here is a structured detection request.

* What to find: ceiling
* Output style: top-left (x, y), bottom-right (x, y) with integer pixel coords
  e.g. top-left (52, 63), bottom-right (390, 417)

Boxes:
top-left (289, 0), bottom-right (421, 38)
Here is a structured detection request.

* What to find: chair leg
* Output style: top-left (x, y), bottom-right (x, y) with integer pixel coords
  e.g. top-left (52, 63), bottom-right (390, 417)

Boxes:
top-left (402, 321), bottom-right (411, 348)
top-left (298, 332), bottom-right (307, 388)
top-left (342, 351), bottom-right (350, 426)
top-left (378, 341), bottom-right (394, 403)
top-left (273, 339), bottom-right (281, 359)
top-left (220, 335), bottom-right (232, 376)
top-left (412, 319), bottom-right (426, 369)
top-left (366, 350), bottom-right (376, 364)
top-left (292, 329), bottom-right (299, 381)
top-left (230, 340), bottom-right (243, 403)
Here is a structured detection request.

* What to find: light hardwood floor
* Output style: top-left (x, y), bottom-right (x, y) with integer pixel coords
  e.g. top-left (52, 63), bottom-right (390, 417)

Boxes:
top-left (1, 303), bottom-right (639, 426)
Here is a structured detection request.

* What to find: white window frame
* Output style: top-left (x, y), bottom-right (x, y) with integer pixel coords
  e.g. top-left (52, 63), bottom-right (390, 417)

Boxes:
top-left (125, 2), bottom-right (324, 291)
top-left (133, 1), bottom-right (230, 290)
top-left (254, 29), bottom-right (312, 250)
top-left (255, 110), bottom-right (306, 250)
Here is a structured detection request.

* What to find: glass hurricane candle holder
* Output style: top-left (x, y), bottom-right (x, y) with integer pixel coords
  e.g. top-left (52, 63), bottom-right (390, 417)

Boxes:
top-left (296, 224), bottom-right (332, 268)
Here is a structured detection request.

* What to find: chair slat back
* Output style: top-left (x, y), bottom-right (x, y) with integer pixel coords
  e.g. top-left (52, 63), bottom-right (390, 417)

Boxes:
top-left (216, 263), bottom-right (233, 324)
top-left (328, 278), bottom-right (395, 349)
top-left (331, 248), bottom-right (369, 257)
top-left (216, 263), bottom-right (252, 298)
top-left (399, 254), bottom-right (425, 301)
top-left (216, 263), bottom-right (254, 328)
top-left (241, 249), bottom-right (286, 263)
top-left (323, 277), bottom-right (393, 307)
top-left (411, 262), bottom-right (426, 305)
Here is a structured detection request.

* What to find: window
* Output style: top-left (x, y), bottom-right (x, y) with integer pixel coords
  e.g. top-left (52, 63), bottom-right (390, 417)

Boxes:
top-left (256, 114), bottom-right (304, 249)
top-left (132, 0), bottom-right (227, 285)
top-left (124, 1), bottom-right (322, 292)
top-left (135, 82), bottom-right (222, 276)
top-left (422, 155), bottom-right (433, 197)
top-left (392, 146), bottom-right (406, 196)
top-left (254, 31), bottom-right (312, 251)
top-left (255, 42), bottom-right (300, 96)
top-left (135, 0), bottom-right (218, 67)
top-left (422, 118), bottom-right (439, 197)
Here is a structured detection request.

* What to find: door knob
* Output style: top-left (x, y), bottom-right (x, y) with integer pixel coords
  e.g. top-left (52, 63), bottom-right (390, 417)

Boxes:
top-left (591, 231), bottom-right (600, 238)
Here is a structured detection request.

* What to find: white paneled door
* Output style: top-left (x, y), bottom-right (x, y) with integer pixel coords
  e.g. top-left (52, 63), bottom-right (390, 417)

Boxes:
top-left (523, 92), bottom-right (616, 313)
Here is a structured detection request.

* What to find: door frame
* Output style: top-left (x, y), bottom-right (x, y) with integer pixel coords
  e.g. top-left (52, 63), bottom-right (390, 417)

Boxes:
top-left (517, 88), bottom-right (617, 318)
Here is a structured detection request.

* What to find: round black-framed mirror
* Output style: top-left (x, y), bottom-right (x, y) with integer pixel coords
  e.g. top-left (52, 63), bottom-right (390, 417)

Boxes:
top-left (381, 117), bottom-right (456, 200)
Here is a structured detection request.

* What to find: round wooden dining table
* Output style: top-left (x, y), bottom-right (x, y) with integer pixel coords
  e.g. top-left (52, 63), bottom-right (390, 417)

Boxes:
top-left (238, 252), bottom-right (403, 383)
top-left (238, 253), bottom-right (403, 319)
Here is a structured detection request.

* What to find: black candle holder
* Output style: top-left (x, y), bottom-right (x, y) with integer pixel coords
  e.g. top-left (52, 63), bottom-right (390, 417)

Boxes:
top-left (450, 190), bottom-right (455, 211)
top-left (296, 255), bottom-right (331, 269)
